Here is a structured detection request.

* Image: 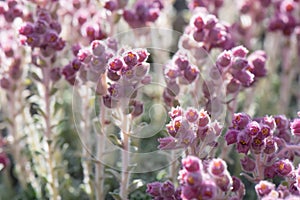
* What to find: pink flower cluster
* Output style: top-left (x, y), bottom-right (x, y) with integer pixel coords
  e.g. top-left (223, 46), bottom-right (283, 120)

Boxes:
top-left (103, 47), bottom-right (150, 113)
top-left (163, 52), bottom-right (199, 106)
top-left (63, 38), bottom-right (117, 85)
top-left (19, 8), bottom-right (65, 56)
top-left (123, 0), bottom-right (163, 28)
top-left (158, 106), bottom-right (222, 154)
top-left (180, 10), bottom-right (234, 54)
top-left (178, 156), bottom-right (245, 200)
top-left (216, 45), bottom-right (267, 90)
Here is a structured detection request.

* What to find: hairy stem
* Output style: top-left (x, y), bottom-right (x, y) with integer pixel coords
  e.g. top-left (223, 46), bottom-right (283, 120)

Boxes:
top-left (42, 67), bottom-right (59, 200)
top-left (120, 114), bottom-right (131, 199)
top-left (95, 100), bottom-right (106, 200)
top-left (80, 86), bottom-right (94, 199)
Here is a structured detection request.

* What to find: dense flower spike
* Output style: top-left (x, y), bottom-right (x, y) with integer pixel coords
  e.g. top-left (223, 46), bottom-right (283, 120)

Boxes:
top-left (180, 9), bottom-right (234, 53)
top-left (19, 8), bottom-right (65, 55)
top-left (225, 111), bottom-right (300, 190)
top-left (158, 106), bottom-right (221, 156)
top-left (163, 52), bottom-right (199, 106)
top-left (176, 156), bottom-right (244, 199)
top-left (216, 46), bottom-right (267, 89)
top-left (123, 0), bottom-right (163, 28)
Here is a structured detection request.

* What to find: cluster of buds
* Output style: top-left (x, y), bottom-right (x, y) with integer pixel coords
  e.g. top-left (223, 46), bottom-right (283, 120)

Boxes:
top-left (103, 0), bottom-right (128, 12)
top-left (0, 2), bottom-right (23, 91)
top-left (19, 8), bottom-right (65, 56)
top-left (123, 0), bottom-right (163, 28)
top-left (216, 45), bottom-right (267, 92)
top-left (102, 47), bottom-right (150, 117)
top-left (146, 180), bottom-right (181, 199)
top-left (225, 112), bottom-right (300, 181)
top-left (255, 175), bottom-right (300, 200)
top-left (0, 57), bottom-right (22, 91)
top-left (0, 0), bottom-right (23, 22)
top-left (158, 106), bottom-right (222, 157)
top-left (268, 0), bottom-right (299, 36)
top-left (187, 0), bottom-right (224, 14)
top-left (178, 156), bottom-right (245, 199)
top-left (238, 0), bottom-right (271, 23)
top-left (163, 52), bottom-right (199, 106)
top-left (180, 9), bottom-right (234, 55)
top-left (63, 38), bottom-right (117, 85)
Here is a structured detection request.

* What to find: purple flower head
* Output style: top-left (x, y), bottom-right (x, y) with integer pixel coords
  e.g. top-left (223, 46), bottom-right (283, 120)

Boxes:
top-left (158, 137), bottom-right (177, 150)
top-left (123, 51), bottom-right (138, 67)
top-left (175, 54), bottom-right (189, 70)
top-left (209, 158), bottom-right (226, 176)
top-left (183, 65), bottom-right (199, 83)
top-left (217, 50), bottom-right (232, 68)
top-left (136, 49), bottom-right (149, 62)
top-left (161, 180), bottom-right (175, 198)
top-left (146, 182), bottom-right (161, 197)
top-left (185, 108), bottom-right (199, 123)
top-left (91, 40), bottom-right (106, 56)
top-left (231, 57), bottom-right (248, 70)
top-left (259, 125), bottom-right (271, 138)
top-left (246, 121), bottom-right (261, 136)
top-left (193, 15), bottom-right (205, 29)
top-left (130, 100), bottom-right (143, 117)
top-left (19, 23), bottom-right (34, 36)
top-left (215, 173), bottom-right (232, 191)
top-left (226, 78), bottom-right (241, 93)
top-left (184, 171), bottom-right (202, 187)
top-left (233, 113), bottom-right (250, 129)
top-left (251, 136), bottom-right (265, 154)
top-left (199, 181), bottom-right (217, 199)
top-left (109, 57), bottom-right (123, 71)
top-left (240, 156), bottom-right (255, 172)
top-left (231, 176), bottom-right (241, 192)
top-left (166, 123), bottom-right (177, 137)
top-left (107, 69), bottom-right (120, 81)
top-left (198, 109), bottom-right (210, 128)
top-left (165, 66), bottom-right (180, 80)
top-left (179, 129), bottom-right (196, 147)
top-left (237, 131), bottom-right (251, 154)
top-left (274, 159), bottom-right (293, 176)
top-left (169, 107), bottom-right (183, 119)
top-left (181, 185), bottom-right (198, 199)
top-left (291, 118), bottom-right (300, 136)
top-left (264, 165), bottom-right (277, 179)
top-left (234, 69), bottom-right (254, 87)
top-left (231, 45), bottom-right (249, 58)
top-left (262, 116), bottom-right (276, 130)
top-left (248, 51), bottom-right (267, 77)
top-left (274, 115), bottom-right (290, 130)
top-left (264, 137), bottom-right (278, 154)
top-left (225, 129), bottom-right (239, 145)
top-left (255, 181), bottom-right (275, 197)
top-left (182, 156), bottom-right (202, 172)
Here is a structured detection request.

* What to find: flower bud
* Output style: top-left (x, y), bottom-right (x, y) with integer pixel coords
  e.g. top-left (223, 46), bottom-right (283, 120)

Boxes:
top-left (158, 137), bottom-right (177, 150)
top-left (146, 182), bottom-right (161, 197)
top-left (225, 129), bottom-right (239, 145)
top-left (255, 181), bottom-right (275, 197)
top-left (182, 156), bottom-right (202, 172)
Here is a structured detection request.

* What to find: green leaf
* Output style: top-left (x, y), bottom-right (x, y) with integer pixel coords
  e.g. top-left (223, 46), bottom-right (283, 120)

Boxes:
top-left (30, 72), bottom-right (42, 82)
top-left (129, 179), bottom-right (144, 194)
top-left (108, 134), bottom-right (123, 147)
top-left (109, 192), bottom-right (122, 200)
top-left (50, 87), bottom-right (59, 96)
